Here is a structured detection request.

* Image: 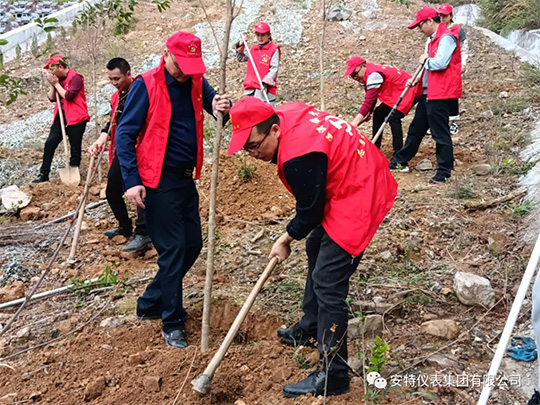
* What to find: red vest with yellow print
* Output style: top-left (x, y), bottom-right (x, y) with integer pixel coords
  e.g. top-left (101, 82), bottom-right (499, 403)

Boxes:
top-left (53, 68), bottom-right (90, 125)
top-left (243, 41), bottom-right (280, 95)
top-left (426, 23), bottom-right (462, 100)
top-left (276, 102), bottom-right (398, 256)
top-left (135, 58), bottom-right (204, 188)
top-left (363, 63), bottom-right (416, 114)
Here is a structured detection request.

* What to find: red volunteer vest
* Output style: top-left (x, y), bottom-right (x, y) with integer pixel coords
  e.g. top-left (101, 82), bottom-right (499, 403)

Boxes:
top-left (363, 63), bottom-right (416, 114)
top-left (135, 58), bottom-right (204, 188)
top-left (276, 102), bottom-right (398, 256)
top-left (426, 23), bottom-right (462, 100)
top-left (53, 68), bottom-right (90, 126)
top-left (108, 90), bottom-right (120, 165)
top-left (243, 41), bottom-right (280, 96)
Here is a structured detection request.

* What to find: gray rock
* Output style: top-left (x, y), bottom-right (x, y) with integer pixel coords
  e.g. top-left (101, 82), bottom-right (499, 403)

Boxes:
top-left (499, 91), bottom-right (509, 98)
top-left (99, 317), bottom-right (125, 329)
top-left (453, 272), bottom-right (496, 307)
top-left (348, 356), bottom-right (363, 373)
top-left (327, 5), bottom-right (352, 21)
top-left (473, 163), bottom-right (492, 176)
top-left (84, 376), bottom-right (106, 401)
top-left (351, 297), bottom-right (393, 314)
top-left (348, 314), bottom-right (383, 340)
top-left (482, 110), bottom-right (494, 119)
top-left (380, 250), bottom-right (392, 260)
top-left (427, 353), bottom-right (464, 373)
top-left (420, 319), bottom-right (460, 339)
top-left (416, 159), bottom-right (433, 171)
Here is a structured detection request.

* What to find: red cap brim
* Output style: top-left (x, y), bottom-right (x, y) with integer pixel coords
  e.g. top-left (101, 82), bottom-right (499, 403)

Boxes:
top-left (344, 64), bottom-right (357, 77)
top-left (227, 126), bottom-right (253, 155)
top-left (408, 18), bottom-right (422, 29)
top-left (175, 55), bottom-right (207, 75)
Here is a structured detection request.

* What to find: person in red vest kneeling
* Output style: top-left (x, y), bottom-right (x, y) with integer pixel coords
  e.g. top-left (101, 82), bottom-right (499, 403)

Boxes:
top-left (88, 58), bottom-right (152, 253)
top-left (235, 22), bottom-right (280, 106)
top-left (115, 32), bottom-right (230, 349)
top-left (33, 54), bottom-right (90, 183)
top-left (227, 97), bottom-right (397, 398)
top-left (344, 56), bottom-right (419, 157)
top-left (390, 7), bottom-right (462, 183)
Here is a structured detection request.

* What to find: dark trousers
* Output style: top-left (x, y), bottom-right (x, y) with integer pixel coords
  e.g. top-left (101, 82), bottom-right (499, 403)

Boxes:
top-left (298, 225), bottom-right (363, 378)
top-left (40, 115), bottom-right (86, 176)
top-left (449, 98), bottom-right (459, 116)
top-left (107, 155), bottom-right (147, 235)
top-left (137, 170), bottom-right (202, 333)
top-left (393, 95), bottom-right (454, 177)
top-left (372, 102), bottom-right (405, 154)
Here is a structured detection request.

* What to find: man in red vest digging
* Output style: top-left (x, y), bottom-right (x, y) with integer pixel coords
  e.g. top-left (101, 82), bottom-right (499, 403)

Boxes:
top-left (115, 32), bottom-right (230, 349)
top-left (235, 22), bottom-right (280, 106)
top-left (88, 58), bottom-right (152, 253)
top-left (344, 56), bottom-right (418, 157)
top-left (33, 54), bottom-right (90, 183)
top-left (389, 7), bottom-right (462, 183)
top-left (227, 96), bottom-right (397, 398)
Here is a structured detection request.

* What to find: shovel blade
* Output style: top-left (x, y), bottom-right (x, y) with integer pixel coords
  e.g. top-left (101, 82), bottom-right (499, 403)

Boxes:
top-left (58, 166), bottom-right (80, 186)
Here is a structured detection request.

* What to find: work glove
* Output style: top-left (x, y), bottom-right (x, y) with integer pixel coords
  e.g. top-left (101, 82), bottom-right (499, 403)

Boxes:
top-left (506, 336), bottom-right (537, 362)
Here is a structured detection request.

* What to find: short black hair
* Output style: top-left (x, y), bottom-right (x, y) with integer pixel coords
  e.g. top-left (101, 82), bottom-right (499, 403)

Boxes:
top-left (433, 15), bottom-right (441, 23)
top-left (254, 112), bottom-right (280, 135)
top-left (106, 58), bottom-right (131, 74)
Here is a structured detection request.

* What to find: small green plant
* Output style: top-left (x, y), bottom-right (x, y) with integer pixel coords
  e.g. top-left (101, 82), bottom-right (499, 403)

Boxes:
top-left (448, 184), bottom-right (476, 200)
top-left (404, 292), bottom-right (431, 306)
top-left (366, 336), bottom-right (389, 374)
top-left (507, 200), bottom-right (534, 216)
top-left (69, 264), bottom-right (127, 296)
top-left (232, 155), bottom-right (257, 181)
top-left (345, 296), bottom-right (365, 320)
top-left (294, 353), bottom-right (311, 369)
top-left (500, 158), bottom-right (536, 176)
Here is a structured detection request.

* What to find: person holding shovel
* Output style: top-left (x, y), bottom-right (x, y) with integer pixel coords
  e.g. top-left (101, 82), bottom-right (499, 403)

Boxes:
top-left (227, 96), bottom-right (397, 398)
top-left (389, 7), bottom-right (462, 183)
top-left (33, 54), bottom-right (89, 183)
top-left (235, 22), bottom-right (280, 106)
top-left (88, 58), bottom-right (152, 253)
top-left (115, 32), bottom-right (230, 349)
top-left (344, 56), bottom-right (419, 157)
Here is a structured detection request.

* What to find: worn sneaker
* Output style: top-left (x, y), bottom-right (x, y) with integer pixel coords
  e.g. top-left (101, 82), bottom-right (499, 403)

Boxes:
top-left (103, 226), bottom-right (132, 238)
top-left (162, 329), bottom-right (188, 349)
top-left (277, 323), bottom-right (316, 347)
top-left (122, 234), bottom-right (152, 252)
top-left (449, 122), bottom-right (459, 135)
top-left (389, 160), bottom-right (410, 172)
top-left (429, 173), bottom-right (451, 183)
top-left (32, 173), bottom-right (49, 183)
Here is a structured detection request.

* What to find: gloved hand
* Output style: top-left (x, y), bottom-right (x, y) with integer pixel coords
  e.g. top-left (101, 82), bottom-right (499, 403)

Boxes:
top-left (507, 336), bottom-right (537, 362)
top-left (235, 40), bottom-right (245, 53)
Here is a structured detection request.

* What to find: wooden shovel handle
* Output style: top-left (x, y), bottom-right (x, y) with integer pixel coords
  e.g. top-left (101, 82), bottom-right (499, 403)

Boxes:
top-left (202, 257), bottom-right (279, 378)
top-left (55, 92), bottom-right (70, 159)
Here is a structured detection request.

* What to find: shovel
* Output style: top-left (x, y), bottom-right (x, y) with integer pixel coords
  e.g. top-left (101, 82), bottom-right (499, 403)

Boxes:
top-left (55, 92), bottom-right (80, 186)
top-left (371, 62), bottom-right (425, 145)
top-left (192, 257), bottom-right (279, 395)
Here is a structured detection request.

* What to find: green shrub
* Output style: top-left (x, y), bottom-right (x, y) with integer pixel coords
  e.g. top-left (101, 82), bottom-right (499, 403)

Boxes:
top-left (478, 0), bottom-right (540, 32)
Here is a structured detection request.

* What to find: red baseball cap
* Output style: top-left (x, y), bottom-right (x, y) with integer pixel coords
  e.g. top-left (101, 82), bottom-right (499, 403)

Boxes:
top-left (166, 31), bottom-right (206, 75)
top-left (227, 97), bottom-right (275, 154)
top-left (408, 7), bottom-right (438, 29)
top-left (43, 53), bottom-right (67, 69)
top-left (438, 3), bottom-right (453, 15)
top-left (254, 22), bottom-right (271, 34)
top-left (344, 56), bottom-right (366, 77)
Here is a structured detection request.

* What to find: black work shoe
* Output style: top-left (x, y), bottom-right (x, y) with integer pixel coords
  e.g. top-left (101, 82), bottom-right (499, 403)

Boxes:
top-left (388, 160), bottom-right (409, 173)
top-left (122, 234), bottom-right (152, 252)
top-left (282, 369), bottom-right (350, 398)
top-left (529, 390), bottom-right (540, 405)
top-left (32, 173), bottom-right (49, 183)
top-left (162, 329), bottom-right (188, 349)
top-left (277, 323), bottom-right (316, 347)
top-left (103, 226), bottom-right (132, 238)
top-left (429, 173), bottom-right (451, 184)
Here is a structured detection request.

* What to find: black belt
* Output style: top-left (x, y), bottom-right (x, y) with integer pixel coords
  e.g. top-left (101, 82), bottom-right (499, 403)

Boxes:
top-left (163, 164), bottom-right (194, 178)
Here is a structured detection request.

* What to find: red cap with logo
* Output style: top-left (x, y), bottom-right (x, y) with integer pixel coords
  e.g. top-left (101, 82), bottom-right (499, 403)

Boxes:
top-left (227, 97), bottom-right (275, 154)
top-left (43, 53), bottom-right (67, 69)
top-left (344, 56), bottom-right (366, 77)
top-left (166, 31), bottom-right (206, 75)
top-left (438, 3), bottom-right (454, 15)
top-left (254, 22), bottom-right (271, 34)
top-left (408, 7), bottom-right (438, 29)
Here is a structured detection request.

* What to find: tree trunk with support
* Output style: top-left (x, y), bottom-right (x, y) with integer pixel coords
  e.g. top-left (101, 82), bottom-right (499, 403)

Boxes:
top-left (200, 0), bottom-right (237, 353)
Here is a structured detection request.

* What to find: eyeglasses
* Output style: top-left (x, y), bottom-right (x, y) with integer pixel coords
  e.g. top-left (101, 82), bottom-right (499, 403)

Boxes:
top-left (350, 68), bottom-right (362, 80)
top-left (243, 126), bottom-right (271, 153)
top-left (168, 50), bottom-right (182, 72)
top-left (418, 19), bottom-right (429, 28)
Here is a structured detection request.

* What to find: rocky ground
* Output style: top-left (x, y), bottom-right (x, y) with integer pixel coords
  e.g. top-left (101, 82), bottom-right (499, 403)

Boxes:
top-left (0, 0), bottom-right (540, 404)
